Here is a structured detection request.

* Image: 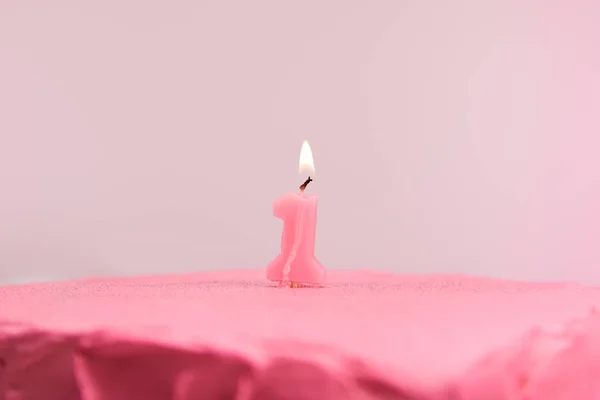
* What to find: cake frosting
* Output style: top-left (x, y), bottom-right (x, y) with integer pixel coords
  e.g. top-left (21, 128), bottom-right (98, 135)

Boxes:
top-left (1, 270), bottom-right (599, 399)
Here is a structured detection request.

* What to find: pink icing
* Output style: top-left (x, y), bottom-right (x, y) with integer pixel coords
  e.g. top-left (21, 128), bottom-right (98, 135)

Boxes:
top-left (0, 270), bottom-right (599, 399)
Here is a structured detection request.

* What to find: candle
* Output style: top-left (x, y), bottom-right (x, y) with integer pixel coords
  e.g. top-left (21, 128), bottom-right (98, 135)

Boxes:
top-left (267, 141), bottom-right (326, 288)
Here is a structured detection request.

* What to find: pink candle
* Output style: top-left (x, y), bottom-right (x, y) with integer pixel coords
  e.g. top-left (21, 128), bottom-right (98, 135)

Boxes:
top-left (267, 141), bottom-right (326, 287)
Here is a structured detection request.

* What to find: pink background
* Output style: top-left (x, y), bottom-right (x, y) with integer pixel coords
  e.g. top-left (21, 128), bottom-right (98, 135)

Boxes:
top-left (0, 1), bottom-right (599, 285)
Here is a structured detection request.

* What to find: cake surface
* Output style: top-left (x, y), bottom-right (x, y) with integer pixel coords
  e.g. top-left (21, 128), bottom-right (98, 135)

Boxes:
top-left (1, 269), bottom-right (599, 399)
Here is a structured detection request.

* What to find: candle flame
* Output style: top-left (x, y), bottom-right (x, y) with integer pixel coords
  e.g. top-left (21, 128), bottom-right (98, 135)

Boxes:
top-left (298, 140), bottom-right (315, 175)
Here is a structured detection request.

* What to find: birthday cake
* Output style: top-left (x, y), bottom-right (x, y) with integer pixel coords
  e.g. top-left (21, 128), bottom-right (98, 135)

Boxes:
top-left (1, 269), bottom-right (599, 400)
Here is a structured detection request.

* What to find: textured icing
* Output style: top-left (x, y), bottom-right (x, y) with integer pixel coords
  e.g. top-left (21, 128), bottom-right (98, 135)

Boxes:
top-left (0, 270), bottom-right (599, 399)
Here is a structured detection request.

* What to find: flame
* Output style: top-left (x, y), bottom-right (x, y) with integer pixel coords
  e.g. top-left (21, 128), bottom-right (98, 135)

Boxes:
top-left (298, 140), bottom-right (315, 175)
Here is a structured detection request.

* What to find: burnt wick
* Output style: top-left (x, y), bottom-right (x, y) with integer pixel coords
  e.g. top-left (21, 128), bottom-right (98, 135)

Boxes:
top-left (299, 176), bottom-right (313, 192)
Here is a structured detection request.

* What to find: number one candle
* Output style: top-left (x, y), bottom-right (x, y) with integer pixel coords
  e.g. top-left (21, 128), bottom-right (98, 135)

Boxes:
top-left (266, 141), bottom-right (326, 288)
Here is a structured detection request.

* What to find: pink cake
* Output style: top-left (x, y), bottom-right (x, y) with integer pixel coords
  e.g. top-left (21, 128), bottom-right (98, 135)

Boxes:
top-left (1, 269), bottom-right (599, 399)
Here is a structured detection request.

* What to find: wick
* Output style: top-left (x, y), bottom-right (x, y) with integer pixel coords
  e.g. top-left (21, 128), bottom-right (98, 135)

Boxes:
top-left (299, 176), bottom-right (313, 192)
